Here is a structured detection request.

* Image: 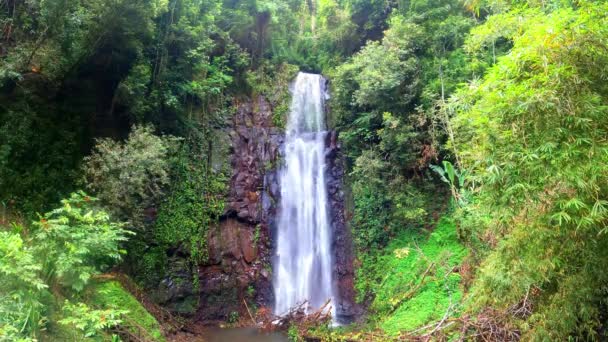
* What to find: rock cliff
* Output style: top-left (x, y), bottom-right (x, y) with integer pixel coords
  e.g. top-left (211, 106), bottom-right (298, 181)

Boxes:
top-left (197, 96), bottom-right (281, 320)
top-left (157, 95), bottom-right (356, 321)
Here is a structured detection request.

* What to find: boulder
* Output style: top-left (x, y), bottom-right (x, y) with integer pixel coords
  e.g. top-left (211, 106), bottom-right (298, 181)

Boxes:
top-left (240, 228), bottom-right (257, 263)
top-left (220, 218), bottom-right (243, 260)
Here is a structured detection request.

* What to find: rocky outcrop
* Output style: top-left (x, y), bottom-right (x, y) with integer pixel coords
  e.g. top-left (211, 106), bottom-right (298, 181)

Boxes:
top-left (196, 96), bottom-right (282, 320)
top-left (325, 130), bottom-right (358, 321)
top-left (156, 254), bottom-right (197, 314)
top-left (168, 93), bottom-right (357, 322)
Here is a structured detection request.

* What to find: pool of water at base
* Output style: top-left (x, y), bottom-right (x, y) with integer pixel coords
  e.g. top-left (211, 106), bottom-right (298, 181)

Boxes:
top-left (203, 327), bottom-right (289, 342)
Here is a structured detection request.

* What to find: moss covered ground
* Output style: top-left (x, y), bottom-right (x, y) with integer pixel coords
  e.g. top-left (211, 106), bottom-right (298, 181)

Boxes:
top-left (87, 279), bottom-right (165, 341)
top-left (357, 216), bottom-right (466, 336)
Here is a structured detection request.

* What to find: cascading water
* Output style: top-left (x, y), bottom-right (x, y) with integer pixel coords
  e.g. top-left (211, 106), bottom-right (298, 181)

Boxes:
top-left (274, 72), bottom-right (335, 317)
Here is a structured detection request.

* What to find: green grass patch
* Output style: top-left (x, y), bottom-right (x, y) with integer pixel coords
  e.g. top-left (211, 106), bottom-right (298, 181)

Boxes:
top-left (356, 216), bottom-right (466, 335)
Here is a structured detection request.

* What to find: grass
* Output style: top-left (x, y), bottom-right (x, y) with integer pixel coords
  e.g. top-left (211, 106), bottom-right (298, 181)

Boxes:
top-left (357, 216), bottom-right (467, 336)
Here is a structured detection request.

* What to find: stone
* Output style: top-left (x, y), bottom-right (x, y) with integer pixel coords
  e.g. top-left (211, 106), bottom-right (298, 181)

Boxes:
top-left (240, 228), bottom-right (257, 263)
top-left (207, 225), bottom-right (222, 265)
top-left (247, 191), bottom-right (259, 202)
top-left (236, 209), bottom-right (249, 220)
top-left (325, 129), bottom-right (358, 320)
top-left (197, 96), bottom-right (278, 320)
top-left (261, 268), bottom-right (270, 279)
top-left (154, 257), bottom-right (197, 315)
top-left (220, 219), bottom-right (242, 260)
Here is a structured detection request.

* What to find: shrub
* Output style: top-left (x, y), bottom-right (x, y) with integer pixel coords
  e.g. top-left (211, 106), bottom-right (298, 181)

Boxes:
top-left (32, 192), bottom-right (132, 291)
top-left (453, 4), bottom-right (608, 339)
top-left (0, 192), bottom-right (130, 340)
top-left (58, 301), bottom-right (126, 338)
top-left (0, 231), bottom-right (47, 340)
top-left (83, 125), bottom-right (178, 231)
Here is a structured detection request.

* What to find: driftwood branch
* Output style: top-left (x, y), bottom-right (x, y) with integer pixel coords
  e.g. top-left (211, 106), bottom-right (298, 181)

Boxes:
top-left (243, 299), bottom-right (256, 325)
top-left (388, 261), bottom-right (436, 314)
top-left (257, 299), bottom-right (333, 333)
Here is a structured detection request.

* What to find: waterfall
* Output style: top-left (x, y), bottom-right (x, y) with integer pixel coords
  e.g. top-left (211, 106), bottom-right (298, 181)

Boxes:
top-left (274, 72), bottom-right (335, 317)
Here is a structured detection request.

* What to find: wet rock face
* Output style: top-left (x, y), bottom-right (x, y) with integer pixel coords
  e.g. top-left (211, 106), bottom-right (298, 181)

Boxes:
top-left (196, 96), bottom-right (281, 320)
top-left (156, 256), bottom-right (197, 315)
top-left (192, 95), bottom-right (357, 322)
top-left (325, 130), bottom-right (359, 321)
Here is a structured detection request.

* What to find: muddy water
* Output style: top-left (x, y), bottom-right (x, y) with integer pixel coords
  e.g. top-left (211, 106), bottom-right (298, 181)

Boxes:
top-left (203, 327), bottom-right (289, 342)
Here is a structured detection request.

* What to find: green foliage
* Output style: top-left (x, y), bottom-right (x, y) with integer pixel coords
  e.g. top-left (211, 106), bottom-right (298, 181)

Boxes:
top-left (253, 225), bottom-right (261, 248)
top-left (452, 2), bottom-right (608, 339)
top-left (0, 0), bottom-right (161, 215)
top-left (32, 192), bottom-right (132, 292)
top-left (0, 0), bottom-right (151, 83)
top-left (83, 125), bottom-right (177, 230)
top-left (330, 2), bottom-right (475, 255)
top-left (228, 311), bottom-right (240, 324)
top-left (314, 0), bottom-right (362, 71)
top-left (5, 0), bottom-right (608, 340)
top-left (151, 129), bottom-right (227, 290)
top-left (287, 324), bottom-right (302, 342)
top-left (58, 301), bottom-right (126, 338)
top-left (0, 103), bottom-right (82, 215)
top-left (246, 285), bottom-right (255, 298)
top-left (350, 149), bottom-right (433, 251)
top-left (331, 0), bottom-right (476, 142)
top-left (127, 242), bottom-right (168, 288)
top-left (334, 16), bottom-right (422, 111)
top-left (143, 0), bottom-right (241, 131)
top-left (355, 217), bottom-right (466, 335)
top-left (430, 160), bottom-right (467, 203)
top-left (0, 192), bottom-right (129, 340)
top-left (155, 137), bottom-right (227, 263)
top-left (246, 62), bottom-right (299, 127)
top-left (0, 231), bottom-right (47, 341)
top-left (328, 9), bottom-right (474, 339)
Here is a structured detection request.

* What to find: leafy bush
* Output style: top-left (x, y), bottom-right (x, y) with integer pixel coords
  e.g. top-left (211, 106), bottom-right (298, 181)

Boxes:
top-left (83, 125), bottom-right (177, 230)
top-left (0, 105), bottom-right (82, 216)
top-left (0, 231), bottom-right (47, 340)
top-left (350, 149), bottom-right (432, 251)
top-left (58, 301), bottom-right (126, 338)
top-left (32, 192), bottom-right (132, 291)
top-left (0, 192), bottom-right (130, 340)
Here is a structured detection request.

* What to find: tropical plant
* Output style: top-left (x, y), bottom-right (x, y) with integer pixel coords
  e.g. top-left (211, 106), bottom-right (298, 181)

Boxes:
top-left (59, 301), bottom-right (127, 338)
top-left (32, 192), bottom-right (131, 291)
top-left (83, 125), bottom-right (177, 231)
top-left (0, 192), bottom-right (130, 340)
top-left (430, 160), bottom-right (467, 203)
top-left (0, 231), bottom-right (47, 340)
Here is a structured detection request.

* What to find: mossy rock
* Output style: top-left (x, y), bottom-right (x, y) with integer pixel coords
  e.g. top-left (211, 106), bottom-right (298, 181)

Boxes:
top-left (88, 279), bottom-right (165, 341)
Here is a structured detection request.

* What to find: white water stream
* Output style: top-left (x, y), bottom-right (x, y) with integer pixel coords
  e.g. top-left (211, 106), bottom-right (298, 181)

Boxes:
top-left (273, 72), bottom-right (335, 317)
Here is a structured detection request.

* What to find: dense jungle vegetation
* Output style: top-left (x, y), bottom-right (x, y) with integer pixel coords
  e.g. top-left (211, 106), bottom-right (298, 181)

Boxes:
top-left (1, 0), bottom-right (607, 340)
